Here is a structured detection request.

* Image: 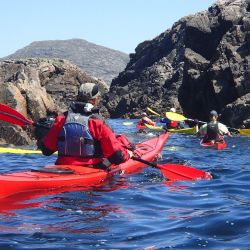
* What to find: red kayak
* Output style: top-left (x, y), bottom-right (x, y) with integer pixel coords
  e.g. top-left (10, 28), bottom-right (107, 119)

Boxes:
top-left (0, 133), bottom-right (169, 199)
top-left (136, 124), bottom-right (147, 129)
top-left (200, 138), bottom-right (227, 150)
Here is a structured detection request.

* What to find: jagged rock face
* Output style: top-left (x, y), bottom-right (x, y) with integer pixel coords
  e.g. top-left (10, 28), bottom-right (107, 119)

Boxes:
top-left (104, 0), bottom-right (250, 127)
top-left (220, 93), bottom-right (250, 128)
top-left (0, 58), bottom-right (108, 145)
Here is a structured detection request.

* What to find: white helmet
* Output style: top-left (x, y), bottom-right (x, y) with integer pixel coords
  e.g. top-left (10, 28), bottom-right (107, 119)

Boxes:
top-left (170, 108), bottom-right (176, 113)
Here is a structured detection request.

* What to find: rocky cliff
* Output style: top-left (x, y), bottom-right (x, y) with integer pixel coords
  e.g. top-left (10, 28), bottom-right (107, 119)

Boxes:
top-left (2, 39), bottom-right (129, 84)
top-left (104, 0), bottom-right (250, 127)
top-left (0, 58), bottom-right (108, 145)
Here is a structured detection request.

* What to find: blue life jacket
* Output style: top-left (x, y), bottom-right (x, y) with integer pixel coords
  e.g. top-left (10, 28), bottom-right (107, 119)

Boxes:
top-left (57, 112), bottom-right (95, 157)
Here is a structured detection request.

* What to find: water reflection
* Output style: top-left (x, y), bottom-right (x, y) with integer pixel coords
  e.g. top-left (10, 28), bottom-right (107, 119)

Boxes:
top-left (0, 178), bottom-right (133, 236)
top-left (0, 176), bottom-right (130, 215)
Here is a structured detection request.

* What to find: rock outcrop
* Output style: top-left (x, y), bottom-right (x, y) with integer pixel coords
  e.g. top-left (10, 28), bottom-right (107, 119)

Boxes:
top-left (104, 0), bottom-right (250, 127)
top-left (0, 58), bottom-right (108, 145)
top-left (2, 39), bottom-right (129, 84)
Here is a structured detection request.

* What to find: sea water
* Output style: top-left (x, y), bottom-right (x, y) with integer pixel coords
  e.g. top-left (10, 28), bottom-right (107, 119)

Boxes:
top-left (0, 119), bottom-right (249, 249)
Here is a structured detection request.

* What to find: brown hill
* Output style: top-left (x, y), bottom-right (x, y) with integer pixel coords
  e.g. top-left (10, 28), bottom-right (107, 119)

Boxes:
top-left (2, 39), bottom-right (129, 84)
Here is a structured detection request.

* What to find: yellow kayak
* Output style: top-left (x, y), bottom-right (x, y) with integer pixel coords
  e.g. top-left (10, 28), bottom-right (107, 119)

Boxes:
top-left (0, 147), bottom-right (42, 154)
top-left (0, 147), bottom-right (58, 154)
top-left (145, 124), bottom-right (196, 134)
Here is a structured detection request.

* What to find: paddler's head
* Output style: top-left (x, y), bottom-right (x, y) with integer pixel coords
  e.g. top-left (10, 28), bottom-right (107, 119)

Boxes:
top-left (142, 112), bottom-right (147, 117)
top-left (209, 110), bottom-right (218, 122)
top-left (77, 83), bottom-right (101, 106)
top-left (170, 108), bottom-right (176, 113)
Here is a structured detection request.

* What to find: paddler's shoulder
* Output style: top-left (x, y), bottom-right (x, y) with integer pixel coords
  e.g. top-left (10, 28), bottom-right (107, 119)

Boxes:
top-left (218, 122), bottom-right (229, 131)
top-left (55, 113), bottom-right (66, 124)
top-left (89, 114), bottom-right (111, 128)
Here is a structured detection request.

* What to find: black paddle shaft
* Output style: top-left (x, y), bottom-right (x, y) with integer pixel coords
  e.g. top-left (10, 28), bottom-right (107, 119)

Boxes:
top-left (131, 156), bottom-right (158, 168)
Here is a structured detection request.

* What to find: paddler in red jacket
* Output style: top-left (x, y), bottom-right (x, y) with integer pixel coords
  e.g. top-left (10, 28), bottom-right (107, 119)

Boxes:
top-left (39, 82), bottom-right (133, 170)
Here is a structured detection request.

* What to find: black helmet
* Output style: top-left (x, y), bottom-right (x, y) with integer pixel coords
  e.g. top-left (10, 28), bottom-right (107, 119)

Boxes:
top-left (209, 110), bottom-right (218, 117)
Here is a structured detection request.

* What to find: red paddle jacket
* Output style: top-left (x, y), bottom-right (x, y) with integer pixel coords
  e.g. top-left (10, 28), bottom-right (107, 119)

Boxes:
top-left (40, 107), bottom-right (130, 168)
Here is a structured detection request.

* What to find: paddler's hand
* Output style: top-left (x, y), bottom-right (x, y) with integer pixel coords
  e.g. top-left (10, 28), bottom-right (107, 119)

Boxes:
top-left (126, 144), bottom-right (136, 151)
top-left (127, 149), bottom-right (134, 158)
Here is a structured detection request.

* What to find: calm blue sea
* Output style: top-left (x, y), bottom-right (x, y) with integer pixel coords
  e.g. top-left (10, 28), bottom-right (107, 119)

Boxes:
top-left (0, 119), bottom-right (249, 250)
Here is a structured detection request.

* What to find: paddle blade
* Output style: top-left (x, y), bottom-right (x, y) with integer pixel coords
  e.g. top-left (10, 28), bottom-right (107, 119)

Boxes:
top-left (0, 103), bottom-right (33, 126)
top-left (158, 163), bottom-right (212, 181)
top-left (165, 112), bottom-right (186, 122)
top-left (123, 122), bottom-right (134, 126)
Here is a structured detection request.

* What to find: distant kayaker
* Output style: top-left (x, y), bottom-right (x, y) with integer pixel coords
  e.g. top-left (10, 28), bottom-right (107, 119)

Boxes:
top-left (197, 110), bottom-right (231, 142)
top-left (138, 112), bottom-right (156, 127)
top-left (39, 82), bottom-right (134, 170)
top-left (160, 108), bottom-right (186, 129)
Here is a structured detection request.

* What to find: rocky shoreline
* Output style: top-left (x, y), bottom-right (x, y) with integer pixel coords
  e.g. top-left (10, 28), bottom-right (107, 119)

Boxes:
top-left (0, 58), bottom-right (108, 145)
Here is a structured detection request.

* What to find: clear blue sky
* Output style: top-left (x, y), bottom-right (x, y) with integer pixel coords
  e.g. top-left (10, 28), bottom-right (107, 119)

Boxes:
top-left (0, 0), bottom-right (215, 57)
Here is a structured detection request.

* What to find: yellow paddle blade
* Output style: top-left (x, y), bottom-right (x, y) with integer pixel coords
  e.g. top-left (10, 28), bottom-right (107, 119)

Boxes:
top-left (147, 107), bottom-right (161, 117)
top-left (238, 129), bottom-right (250, 136)
top-left (165, 112), bottom-right (187, 121)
